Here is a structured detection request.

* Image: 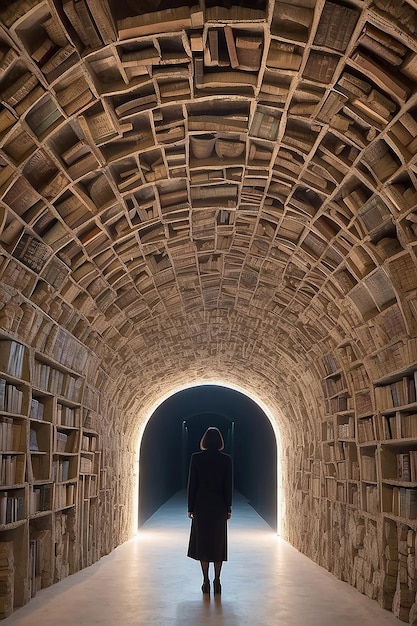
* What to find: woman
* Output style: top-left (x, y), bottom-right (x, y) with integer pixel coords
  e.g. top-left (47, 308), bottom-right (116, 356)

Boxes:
top-left (187, 427), bottom-right (233, 595)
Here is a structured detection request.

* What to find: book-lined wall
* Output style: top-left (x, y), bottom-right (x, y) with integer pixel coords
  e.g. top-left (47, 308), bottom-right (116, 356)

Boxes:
top-left (292, 337), bottom-right (417, 620)
top-left (0, 334), bottom-right (120, 619)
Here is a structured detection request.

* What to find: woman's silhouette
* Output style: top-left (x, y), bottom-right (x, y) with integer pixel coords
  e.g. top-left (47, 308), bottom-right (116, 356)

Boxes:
top-left (187, 427), bottom-right (233, 594)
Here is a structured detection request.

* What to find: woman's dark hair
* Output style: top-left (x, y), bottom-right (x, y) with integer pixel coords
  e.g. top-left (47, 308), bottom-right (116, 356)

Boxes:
top-left (200, 427), bottom-right (224, 451)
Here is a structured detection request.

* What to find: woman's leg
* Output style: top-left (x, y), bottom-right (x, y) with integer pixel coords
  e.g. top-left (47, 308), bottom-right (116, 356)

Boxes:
top-left (200, 561), bottom-right (210, 593)
top-left (200, 560), bottom-right (209, 581)
top-left (213, 561), bottom-right (222, 594)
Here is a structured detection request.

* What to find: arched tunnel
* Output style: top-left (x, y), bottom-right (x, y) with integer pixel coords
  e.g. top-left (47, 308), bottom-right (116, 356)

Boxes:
top-left (0, 0), bottom-right (417, 622)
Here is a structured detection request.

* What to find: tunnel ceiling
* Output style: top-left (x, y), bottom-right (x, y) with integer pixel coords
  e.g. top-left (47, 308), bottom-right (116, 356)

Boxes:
top-left (1, 0), bottom-right (417, 421)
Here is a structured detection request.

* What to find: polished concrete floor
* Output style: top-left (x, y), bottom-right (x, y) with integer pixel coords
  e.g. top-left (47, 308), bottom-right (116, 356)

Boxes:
top-left (3, 491), bottom-right (402, 626)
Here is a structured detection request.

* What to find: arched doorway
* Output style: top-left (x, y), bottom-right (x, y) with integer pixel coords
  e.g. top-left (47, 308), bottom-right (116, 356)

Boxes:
top-left (138, 385), bottom-right (278, 530)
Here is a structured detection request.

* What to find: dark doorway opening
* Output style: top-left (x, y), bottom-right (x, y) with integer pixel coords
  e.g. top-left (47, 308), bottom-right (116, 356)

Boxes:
top-left (139, 385), bottom-right (277, 530)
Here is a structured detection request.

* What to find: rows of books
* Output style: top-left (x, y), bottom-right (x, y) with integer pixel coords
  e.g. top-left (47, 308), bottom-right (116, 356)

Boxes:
top-left (32, 362), bottom-right (82, 401)
top-left (54, 482), bottom-right (75, 509)
top-left (0, 455), bottom-right (25, 486)
top-left (0, 417), bottom-right (21, 451)
top-left (0, 380), bottom-right (24, 415)
top-left (312, 349), bottom-right (417, 543)
top-left (0, 335), bottom-right (103, 619)
top-left (0, 490), bottom-right (25, 525)
top-left (29, 484), bottom-right (52, 515)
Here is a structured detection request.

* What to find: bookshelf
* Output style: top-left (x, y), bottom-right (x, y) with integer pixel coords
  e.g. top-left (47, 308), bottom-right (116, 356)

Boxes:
top-left (312, 352), bottom-right (417, 620)
top-left (0, 333), bottom-right (106, 616)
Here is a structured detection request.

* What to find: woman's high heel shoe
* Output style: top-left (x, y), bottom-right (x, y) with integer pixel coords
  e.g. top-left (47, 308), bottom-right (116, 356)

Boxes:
top-left (201, 581), bottom-right (210, 594)
top-left (213, 579), bottom-right (221, 595)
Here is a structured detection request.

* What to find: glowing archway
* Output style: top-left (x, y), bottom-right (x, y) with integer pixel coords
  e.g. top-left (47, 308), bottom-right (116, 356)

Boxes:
top-left (133, 379), bottom-right (283, 536)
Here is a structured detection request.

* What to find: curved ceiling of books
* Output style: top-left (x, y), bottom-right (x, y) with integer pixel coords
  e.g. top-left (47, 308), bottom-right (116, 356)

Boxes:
top-left (1, 1), bottom-right (417, 432)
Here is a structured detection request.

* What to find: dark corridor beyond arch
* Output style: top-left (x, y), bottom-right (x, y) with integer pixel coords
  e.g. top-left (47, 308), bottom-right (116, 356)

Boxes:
top-left (139, 385), bottom-right (277, 530)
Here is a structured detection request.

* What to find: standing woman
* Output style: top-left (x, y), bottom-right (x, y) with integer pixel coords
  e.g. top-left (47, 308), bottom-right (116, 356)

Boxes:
top-left (187, 427), bottom-right (233, 595)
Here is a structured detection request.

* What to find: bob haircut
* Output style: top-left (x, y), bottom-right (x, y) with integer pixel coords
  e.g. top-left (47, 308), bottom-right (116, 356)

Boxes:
top-left (200, 427), bottom-right (224, 451)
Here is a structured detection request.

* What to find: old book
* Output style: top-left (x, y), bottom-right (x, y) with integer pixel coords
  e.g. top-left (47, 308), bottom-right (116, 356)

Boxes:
top-left (88, 53), bottom-right (124, 83)
top-left (190, 31), bottom-right (203, 53)
top-left (14, 85), bottom-right (46, 116)
top-left (251, 111), bottom-right (279, 140)
top-left (62, 89), bottom-right (92, 117)
top-left (42, 14), bottom-right (68, 47)
top-left (313, 1), bottom-right (359, 52)
top-left (0, 46), bottom-right (18, 72)
top-left (61, 140), bottom-right (91, 167)
top-left (56, 75), bottom-right (90, 108)
top-left (42, 220), bottom-right (71, 249)
top-left (0, 163), bottom-right (13, 189)
top-left (389, 122), bottom-right (413, 151)
top-left (41, 43), bottom-right (76, 76)
top-left (362, 22), bottom-right (407, 55)
top-left (267, 41), bottom-right (302, 71)
top-left (121, 47), bottom-right (160, 67)
top-left (201, 71), bottom-right (257, 89)
top-left (270, 50), bottom-right (302, 72)
top-left (12, 233), bottom-right (50, 273)
top-left (73, 0), bottom-right (102, 48)
top-left (3, 176), bottom-right (39, 217)
top-left (337, 71), bottom-right (371, 98)
top-left (317, 91), bottom-right (348, 123)
top-left (26, 97), bottom-right (63, 137)
top-left (194, 55), bottom-right (204, 88)
top-left (358, 33), bottom-right (405, 67)
top-left (63, 0), bottom-right (89, 45)
top-left (3, 127), bottom-right (35, 163)
top-left (349, 99), bottom-right (388, 127)
top-left (79, 110), bottom-right (117, 143)
top-left (235, 36), bottom-right (263, 71)
top-left (402, 53), bottom-right (417, 81)
top-left (0, 108), bottom-right (16, 134)
top-left (350, 51), bottom-right (410, 101)
top-left (190, 5), bottom-right (203, 27)
top-left (365, 89), bottom-right (396, 119)
top-left (78, 224), bottom-right (102, 246)
top-left (303, 51), bottom-right (339, 84)
top-left (30, 37), bottom-right (55, 64)
top-left (207, 29), bottom-right (219, 65)
top-left (0, 0), bottom-right (38, 27)
top-left (224, 25), bottom-right (239, 68)
top-left (158, 80), bottom-right (190, 98)
top-left (399, 112), bottom-right (417, 137)
top-left (117, 7), bottom-right (192, 39)
top-left (0, 215), bottom-right (25, 246)
top-left (0, 341), bottom-right (24, 378)
top-left (57, 76), bottom-right (93, 115)
top-left (33, 108), bottom-right (63, 139)
top-left (114, 94), bottom-right (157, 117)
top-left (188, 114), bottom-right (248, 132)
top-left (85, 0), bottom-right (116, 44)
top-left (24, 149), bottom-right (56, 188)
top-left (2, 72), bottom-right (39, 107)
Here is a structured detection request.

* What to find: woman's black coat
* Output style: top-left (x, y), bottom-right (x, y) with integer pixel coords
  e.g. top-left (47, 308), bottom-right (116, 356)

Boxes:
top-left (187, 449), bottom-right (233, 562)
